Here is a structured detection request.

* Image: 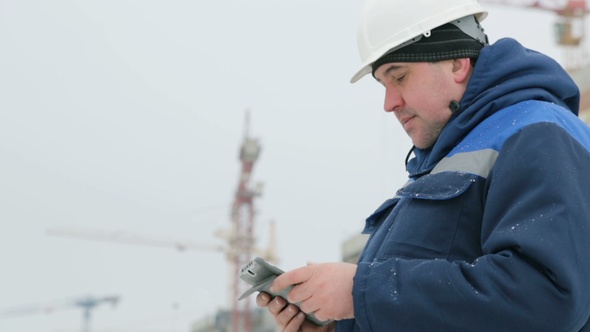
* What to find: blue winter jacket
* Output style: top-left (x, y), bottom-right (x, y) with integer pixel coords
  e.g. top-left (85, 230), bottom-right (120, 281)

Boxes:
top-left (337, 38), bottom-right (590, 331)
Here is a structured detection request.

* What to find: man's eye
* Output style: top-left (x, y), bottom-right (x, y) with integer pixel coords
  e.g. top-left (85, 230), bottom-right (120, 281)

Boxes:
top-left (396, 75), bottom-right (406, 83)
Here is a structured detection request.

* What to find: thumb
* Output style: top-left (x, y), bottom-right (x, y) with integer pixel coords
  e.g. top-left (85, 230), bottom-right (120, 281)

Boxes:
top-left (270, 265), bottom-right (310, 293)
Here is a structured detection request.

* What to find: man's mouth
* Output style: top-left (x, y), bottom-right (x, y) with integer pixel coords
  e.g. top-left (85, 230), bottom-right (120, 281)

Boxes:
top-left (400, 115), bottom-right (414, 128)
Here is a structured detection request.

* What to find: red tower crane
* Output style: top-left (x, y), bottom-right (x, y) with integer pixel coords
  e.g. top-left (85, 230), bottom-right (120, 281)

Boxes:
top-left (228, 110), bottom-right (263, 332)
top-left (481, 0), bottom-right (589, 71)
top-left (45, 110), bottom-right (274, 331)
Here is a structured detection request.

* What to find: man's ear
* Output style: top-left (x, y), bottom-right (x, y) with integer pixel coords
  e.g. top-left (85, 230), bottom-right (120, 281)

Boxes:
top-left (452, 58), bottom-right (472, 83)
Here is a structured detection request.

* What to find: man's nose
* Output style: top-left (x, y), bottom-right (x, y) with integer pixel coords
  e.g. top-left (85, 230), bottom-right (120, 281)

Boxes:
top-left (384, 86), bottom-right (403, 113)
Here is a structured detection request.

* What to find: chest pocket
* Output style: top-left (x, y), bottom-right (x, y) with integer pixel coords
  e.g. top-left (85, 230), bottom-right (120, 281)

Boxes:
top-left (376, 172), bottom-right (482, 260)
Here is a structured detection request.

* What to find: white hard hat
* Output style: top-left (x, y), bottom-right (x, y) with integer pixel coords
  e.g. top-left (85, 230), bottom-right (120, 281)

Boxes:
top-left (351, 0), bottom-right (488, 83)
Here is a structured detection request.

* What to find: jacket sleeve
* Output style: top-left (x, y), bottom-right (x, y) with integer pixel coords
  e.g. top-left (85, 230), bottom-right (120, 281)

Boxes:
top-left (351, 123), bottom-right (590, 332)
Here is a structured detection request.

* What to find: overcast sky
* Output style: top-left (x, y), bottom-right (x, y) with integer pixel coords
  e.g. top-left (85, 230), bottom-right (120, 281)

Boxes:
top-left (0, 1), bottom-right (580, 331)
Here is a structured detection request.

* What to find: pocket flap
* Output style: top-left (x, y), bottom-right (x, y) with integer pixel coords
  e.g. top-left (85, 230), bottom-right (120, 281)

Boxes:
top-left (396, 172), bottom-right (478, 200)
top-left (363, 197), bottom-right (400, 234)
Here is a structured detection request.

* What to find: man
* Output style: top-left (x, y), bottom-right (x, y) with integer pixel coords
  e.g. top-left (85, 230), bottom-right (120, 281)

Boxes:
top-left (256, 0), bottom-right (590, 331)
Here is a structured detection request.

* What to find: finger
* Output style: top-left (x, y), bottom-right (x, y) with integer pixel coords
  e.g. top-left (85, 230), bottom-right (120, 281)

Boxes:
top-left (310, 308), bottom-right (329, 323)
top-left (284, 311), bottom-right (307, 332)
top-left (267, 296), bottom-right (288, 316)
top-left (276, 304), bottom-right (301, 330)
top-left (288, 283), bottom-right (313, 304)
top-left (298, 297), bottom-right (320, 315)
top-left (256, 292), bottom-right (271, 307)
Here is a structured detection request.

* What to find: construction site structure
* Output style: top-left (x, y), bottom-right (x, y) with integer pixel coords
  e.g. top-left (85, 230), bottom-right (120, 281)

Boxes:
top-left (479, 0), bottom-right (590, 72)
top-left (480, 0), bottom-right (590, 122)
top-left (191, 307), bottom-right (276, 332)
top-left (46, 110), bottom-right (276, 332)
top-left (570, 63), bottom-right (590, 123)
top-left (480, 0), bottom-right (589, 72)
top-left (0, 295), bottom-right (119, 332)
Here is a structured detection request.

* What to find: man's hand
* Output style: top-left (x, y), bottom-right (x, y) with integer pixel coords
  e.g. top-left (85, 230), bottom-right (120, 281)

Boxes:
top-left (270, 262), bottom-right (356, 321)
top-left (256, 292), bottom-right (334, 332)
top-left (255, 262), bottom-right (356, 330)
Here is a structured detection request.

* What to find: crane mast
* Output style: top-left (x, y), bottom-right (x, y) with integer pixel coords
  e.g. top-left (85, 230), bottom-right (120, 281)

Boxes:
top-left (76, 296), bottom-right (120, 332)
top-left (230, 110), bottom-right (262, 332)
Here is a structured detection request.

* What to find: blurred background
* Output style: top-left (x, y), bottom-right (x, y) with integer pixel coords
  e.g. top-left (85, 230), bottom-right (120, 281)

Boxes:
top-left (0, 1), bottom-right (588, 331)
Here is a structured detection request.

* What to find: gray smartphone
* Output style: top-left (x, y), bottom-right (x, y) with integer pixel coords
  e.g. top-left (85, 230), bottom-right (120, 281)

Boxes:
top-left (238, 257), bottom-right (332, 326)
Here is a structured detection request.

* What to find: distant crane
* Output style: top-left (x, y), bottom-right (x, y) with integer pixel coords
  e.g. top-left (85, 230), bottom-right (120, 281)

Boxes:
top-left (46, 221), bottom-right (277, 263)
top-left (47, 110), bottom-right (276, 331)
top-left (47, 226), bottom-right (227, 253)
top-left (0, 295), bottom-right (120, 332)
top-left (480, 0), bottom-right (590, 71)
